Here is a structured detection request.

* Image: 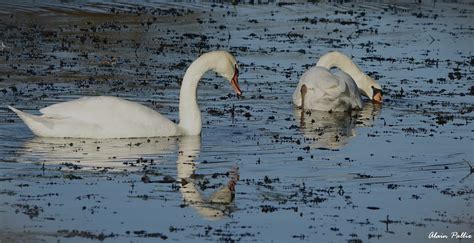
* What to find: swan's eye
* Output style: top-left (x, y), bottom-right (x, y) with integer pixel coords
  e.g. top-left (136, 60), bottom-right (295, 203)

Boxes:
top-left (371, 86), bottom-right (383, 96)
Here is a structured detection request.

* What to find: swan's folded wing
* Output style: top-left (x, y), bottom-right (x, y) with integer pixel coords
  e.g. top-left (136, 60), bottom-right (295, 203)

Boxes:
top-left (333, 70), bottom-right (362, 108)
top-left (40, 96), bottom-right (132, 119)
top-left (40, 96), bottom-right (165, 121)
top-left (39, 96), bottom-right (180, 137)
top-left (298, 67), bottom-right (362, 111)
top-left (296, 67), bottom-right (342, 108)
top-left (308, 68), bottom-right (347, 98)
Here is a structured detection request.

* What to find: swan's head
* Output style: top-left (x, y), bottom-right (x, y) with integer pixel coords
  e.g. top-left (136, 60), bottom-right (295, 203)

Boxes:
top-left (361, 75), bottom-right (383, 103)
top-left (211, 51), bottom-right (242, 96)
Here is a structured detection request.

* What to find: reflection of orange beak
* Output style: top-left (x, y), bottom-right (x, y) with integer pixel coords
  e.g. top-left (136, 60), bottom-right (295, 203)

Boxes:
top-left (230, 68), bottom-right (242, 97)
top-left (227, 180), bottom-right (236, 192)
top-left (373, 89), bottom-right (383, 103)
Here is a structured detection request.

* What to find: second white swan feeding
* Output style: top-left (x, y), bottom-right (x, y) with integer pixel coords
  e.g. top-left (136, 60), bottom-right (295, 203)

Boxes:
top-left (293, 51), bottom-right (382, 112)
top-left (9, 51), bottom-right (241, 138)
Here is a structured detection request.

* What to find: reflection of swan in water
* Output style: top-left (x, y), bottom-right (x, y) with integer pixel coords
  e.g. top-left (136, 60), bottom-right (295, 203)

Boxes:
top-left (15, 136), bottom-right (238, 220)
top-left (15, 137), bottom-right (178, 169)
top-left (176, 136), bottom-right (238, 220)
top-left (294, 102), bottom-right (381, 149)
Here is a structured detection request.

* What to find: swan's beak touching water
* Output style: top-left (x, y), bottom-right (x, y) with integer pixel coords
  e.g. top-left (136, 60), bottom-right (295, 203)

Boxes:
top-left (372, 88), bottom-right (383, 103)
top-left (300, 84), bottom-right (308, 109)
top-left (230, 65), bottom-right (242, 96)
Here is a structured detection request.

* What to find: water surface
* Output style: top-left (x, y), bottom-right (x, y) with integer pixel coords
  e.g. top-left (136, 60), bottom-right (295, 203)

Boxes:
top-left (0, 1), bottom-right (473, 242)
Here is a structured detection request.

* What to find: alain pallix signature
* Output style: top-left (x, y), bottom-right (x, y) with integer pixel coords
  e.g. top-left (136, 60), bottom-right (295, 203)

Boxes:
top-left (428, 232), bottom-right (472, 239)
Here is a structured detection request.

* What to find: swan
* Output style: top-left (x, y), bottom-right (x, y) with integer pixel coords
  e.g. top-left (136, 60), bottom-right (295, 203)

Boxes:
top-left (293, 51), bottom-right (382, 112)
top-left (8, 51), bottom-right (241, 138)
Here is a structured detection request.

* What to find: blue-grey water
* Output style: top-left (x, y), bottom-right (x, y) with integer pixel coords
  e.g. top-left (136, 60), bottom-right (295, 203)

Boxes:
top-left (0, 1), bottom-right (472, 242)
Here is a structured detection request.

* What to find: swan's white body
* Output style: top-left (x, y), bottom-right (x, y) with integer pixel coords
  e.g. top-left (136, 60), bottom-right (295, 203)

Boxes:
top-left (293, 51), bottom-right (382, 112)
top-left (9, 97), bottom-right (179, 138)
top-left (9, 51), bottom-right (241, 138)
top-left (294, 67), bottom-right (363, 111)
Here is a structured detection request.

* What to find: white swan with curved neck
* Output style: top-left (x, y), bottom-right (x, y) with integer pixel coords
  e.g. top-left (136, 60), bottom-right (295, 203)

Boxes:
top-left (8, 51), bottom-right (241, 138)
top-left (293, 51), bottom-right (382, 112)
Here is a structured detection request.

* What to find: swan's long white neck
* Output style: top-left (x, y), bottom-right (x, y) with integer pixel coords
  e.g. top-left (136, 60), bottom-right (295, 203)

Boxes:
top-left (316, 51), bottom-right (372, 98)
top-left (178, 54), bottom-right (213, 135)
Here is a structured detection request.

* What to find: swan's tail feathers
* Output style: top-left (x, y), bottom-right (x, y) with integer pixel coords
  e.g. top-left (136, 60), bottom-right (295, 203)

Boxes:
top-left (8, 105), bottom-right (32, 121)
top-left (8, 106), bottom-right (50, 136)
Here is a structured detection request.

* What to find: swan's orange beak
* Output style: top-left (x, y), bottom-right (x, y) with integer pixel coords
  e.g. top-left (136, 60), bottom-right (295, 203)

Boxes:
top-left (231, 66), bottom-right (242, 96)
top-left (372, 88), bottom-right (383, 103)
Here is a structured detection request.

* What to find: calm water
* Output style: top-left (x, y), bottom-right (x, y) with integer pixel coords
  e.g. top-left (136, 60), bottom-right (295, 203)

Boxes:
top-left (0, 1), bottom-right (472, 242)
